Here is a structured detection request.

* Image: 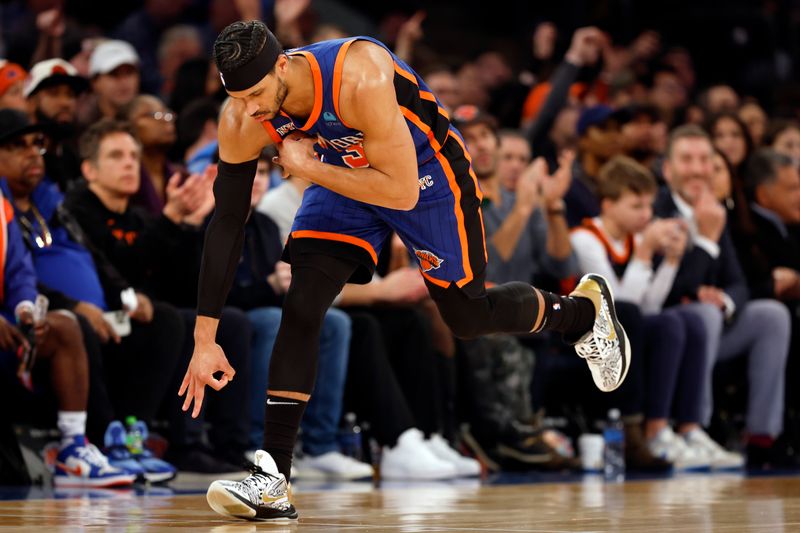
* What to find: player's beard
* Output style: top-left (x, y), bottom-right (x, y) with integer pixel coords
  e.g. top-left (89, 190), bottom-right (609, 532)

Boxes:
top-left (273, 77), bottom-right (288, 113)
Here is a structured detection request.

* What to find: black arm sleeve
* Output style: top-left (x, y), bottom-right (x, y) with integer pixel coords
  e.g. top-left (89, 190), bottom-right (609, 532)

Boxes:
top-left (525, 61), bottom-right (580, 157)
top-left (196, 159), bottom-right (258, 318)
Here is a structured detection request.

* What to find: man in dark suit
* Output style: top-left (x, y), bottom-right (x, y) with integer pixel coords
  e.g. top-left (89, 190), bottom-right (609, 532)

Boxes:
top-left (655, 125), bottom-right (791, 468)
top-left (740, 149), bottom-right (800, 444)
top-left (741, 149), bottom-right (800, 300)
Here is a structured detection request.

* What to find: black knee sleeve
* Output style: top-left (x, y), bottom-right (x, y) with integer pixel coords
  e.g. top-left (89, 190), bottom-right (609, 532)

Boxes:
top-left (267, 254), bottom-right (358, 394)
top-left (433, 282), bottom-right (537, 339)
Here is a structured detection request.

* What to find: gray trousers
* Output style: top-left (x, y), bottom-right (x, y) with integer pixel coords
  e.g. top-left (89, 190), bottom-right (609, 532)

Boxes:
top-left (681, 300), bottom-right (790, 437)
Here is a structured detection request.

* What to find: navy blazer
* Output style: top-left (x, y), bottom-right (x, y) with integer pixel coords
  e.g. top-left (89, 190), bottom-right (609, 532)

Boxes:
top-left (652, 187), bottom-right (749, 311)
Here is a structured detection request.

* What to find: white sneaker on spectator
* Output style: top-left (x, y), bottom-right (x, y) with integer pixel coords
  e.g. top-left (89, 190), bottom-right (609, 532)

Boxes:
top-left (682, 429), bottom-right (744, 470)
top-left (424, 434), bottom-right (481, 477)
top-left (381, 429), bottom-right (458, 480)
top-left (293, 451), bottom-right (373, 480)
top-left (648, 427), bottom-right (710, 471)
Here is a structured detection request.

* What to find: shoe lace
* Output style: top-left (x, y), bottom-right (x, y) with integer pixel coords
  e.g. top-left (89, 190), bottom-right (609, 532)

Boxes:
top-left (575, 336), bottom-right (604, 363)
top-left (77, 443), bottom-right (112, 468)
top-left (240, 463), bottom-right (278, 502)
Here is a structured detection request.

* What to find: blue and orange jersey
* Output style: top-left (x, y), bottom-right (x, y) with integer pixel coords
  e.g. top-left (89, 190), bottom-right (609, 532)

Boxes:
top-left (261, 36), bottom-right (451, 168)
top-left (0, 186), bottom-right (38, 319)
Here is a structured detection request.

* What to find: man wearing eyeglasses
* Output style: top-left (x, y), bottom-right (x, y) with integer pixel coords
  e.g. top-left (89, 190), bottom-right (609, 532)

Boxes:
top-left (25, 58), bottom-right (89, 193)
top-left (0, 108), bottom-right (137, 488)
top-left (0, 108), bottom-right (188, 479)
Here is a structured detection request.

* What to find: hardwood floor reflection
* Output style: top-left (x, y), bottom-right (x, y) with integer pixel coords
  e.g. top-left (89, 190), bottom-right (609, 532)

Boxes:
top-left (0, 474), bottom-right (797, 531)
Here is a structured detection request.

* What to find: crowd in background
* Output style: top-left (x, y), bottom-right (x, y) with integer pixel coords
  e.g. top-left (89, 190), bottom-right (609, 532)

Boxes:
top-left (1, 0), bottom-right (800, 487)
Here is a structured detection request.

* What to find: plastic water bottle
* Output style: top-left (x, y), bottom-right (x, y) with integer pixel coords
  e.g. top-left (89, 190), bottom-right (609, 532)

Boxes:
top-left (338, 412), bottom-right (363, 461)
top-left (603, 408), bottom-right (625, 482)
top-left (125, 415), bottom-right (144, 455)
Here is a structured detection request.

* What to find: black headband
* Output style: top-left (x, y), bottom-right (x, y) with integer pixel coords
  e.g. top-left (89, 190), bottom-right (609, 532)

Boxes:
top-left (219, 31), bottom-right (282, 92)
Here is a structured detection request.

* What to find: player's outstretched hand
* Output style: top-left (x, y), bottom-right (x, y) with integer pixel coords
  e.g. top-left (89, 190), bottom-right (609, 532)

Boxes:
top-left (178, 342), bottom-right (236, 418)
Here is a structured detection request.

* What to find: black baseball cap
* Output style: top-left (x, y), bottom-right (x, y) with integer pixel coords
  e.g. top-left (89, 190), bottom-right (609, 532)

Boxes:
top-left (0, 109), bottom-right (51, 145)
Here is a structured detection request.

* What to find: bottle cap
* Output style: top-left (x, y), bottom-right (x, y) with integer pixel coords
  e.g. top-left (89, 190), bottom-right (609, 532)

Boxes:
top-left (608, 408), bottom-right (621, 420)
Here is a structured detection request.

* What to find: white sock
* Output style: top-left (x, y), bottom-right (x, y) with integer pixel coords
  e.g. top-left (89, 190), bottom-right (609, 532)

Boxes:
top-left (57, 411), bottom-right (87, 440)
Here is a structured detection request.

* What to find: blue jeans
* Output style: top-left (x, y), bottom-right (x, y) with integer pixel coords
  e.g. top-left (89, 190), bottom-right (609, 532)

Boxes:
top-left (247, 306), bottom-right (351, 455)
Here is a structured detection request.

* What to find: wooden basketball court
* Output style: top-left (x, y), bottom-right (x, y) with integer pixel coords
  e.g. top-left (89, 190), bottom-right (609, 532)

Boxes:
top-left (0, 474), bottom-right (798, 531)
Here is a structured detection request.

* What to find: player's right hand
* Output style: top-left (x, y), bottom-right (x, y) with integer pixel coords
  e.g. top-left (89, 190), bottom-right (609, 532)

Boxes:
top-left (273, 134), bottom-right (318, 179)
top-left (179, 342), bottom-right (236, 418)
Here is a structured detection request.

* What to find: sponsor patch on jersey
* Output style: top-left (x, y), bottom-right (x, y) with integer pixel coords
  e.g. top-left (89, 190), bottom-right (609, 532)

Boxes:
top-left (322, 111), bottom-right (340, 125)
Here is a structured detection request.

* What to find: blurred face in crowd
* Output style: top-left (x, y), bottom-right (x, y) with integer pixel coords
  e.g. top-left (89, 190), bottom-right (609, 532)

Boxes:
top-left (712, 116), bottom-right (747, 167)
top-left (424, 70), bottom-right (460, 112)
top-left (662, 48), bottom-right (695, 92)
top-left (650, 71), bottom-right (686, 111)
top-left (756, 164), bottom-right (800, 224)
top-left (30, 83), bottom-right (79, 124)
top-left (705, 85), bottom-right (739, 114)
top-left (497, 134), bottom-right (531, 192)
top-left (92, 64), bottom-right (140, 112)
top-left (476, 52), bottom-right (512, 89)
top-left (159, 31), bottom-right (204, 89)
top-left (461, 122), bottom-right (498, 179)
top-left (580, 122), bottom-right (625, 162)
top-left (651, 120), bottom-right (668, 155)
top-left (710, 152), bottom-right (732, 201)
top-left (685, 105), bottom-right (705, 126)
top-left (0, 80), bottom-right (28, 113)
top-left (82, 132), bottom-right (141, 200)
top-left (771, 126), bottom-right (800, 166)
top-left (603, 189), bottom-right (655, 235)
top-left (456, 64), bottom-right (488, 109)
top-left (621, 113), bottom-right (658, 161)
top-left (0, 133), bottom-right (47, 198)
top-left (252, 158), bottom-right (271, 207)
top-left (128, 95), bottom-right (176, 149)
top-left (738, 102), bottom-right (767, 147)
top-left (663, 135), bottom-right (714, 204)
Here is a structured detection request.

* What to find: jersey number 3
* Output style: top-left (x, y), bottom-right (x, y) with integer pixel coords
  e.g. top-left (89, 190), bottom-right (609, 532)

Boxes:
top-left (341, 145), bottom-right (369, 168)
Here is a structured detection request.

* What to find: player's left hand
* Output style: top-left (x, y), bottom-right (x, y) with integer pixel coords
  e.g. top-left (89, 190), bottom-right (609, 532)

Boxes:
top-left (273, 134), bottom-right (318, 179)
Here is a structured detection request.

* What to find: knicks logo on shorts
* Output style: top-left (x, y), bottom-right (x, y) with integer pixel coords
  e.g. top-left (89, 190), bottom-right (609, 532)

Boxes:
top-left (414, 249), bottom-right (444, 272)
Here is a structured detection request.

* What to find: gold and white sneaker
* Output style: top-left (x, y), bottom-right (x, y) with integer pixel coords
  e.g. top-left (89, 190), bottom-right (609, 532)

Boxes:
top-left (569, 273), bottom-right (630, 392)
top-left (206, 450), bottom-right (298, 521)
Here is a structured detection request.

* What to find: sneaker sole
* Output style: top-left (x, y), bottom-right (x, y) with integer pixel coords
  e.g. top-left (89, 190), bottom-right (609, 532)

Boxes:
top-left (587, 273), bottom-right (631, 392)
top-left (143, 471), bottom-right (177, 483)
top-left (206, 482), bottom-right (298, 521)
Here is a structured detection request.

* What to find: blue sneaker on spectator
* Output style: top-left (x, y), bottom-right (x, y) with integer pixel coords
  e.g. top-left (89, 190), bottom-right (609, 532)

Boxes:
top-left (104, 421), bottom-right (146, 480)
top-left (127, 419), bottom-right (177, 483)
top-left (55, 435), bottom-right (136, 488)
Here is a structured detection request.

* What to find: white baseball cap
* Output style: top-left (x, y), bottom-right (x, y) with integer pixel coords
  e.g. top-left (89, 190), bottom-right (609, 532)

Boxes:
top-left (24, 58), bottom-right (88, 97)
top-left (89, 40), bottom-right (140, 77)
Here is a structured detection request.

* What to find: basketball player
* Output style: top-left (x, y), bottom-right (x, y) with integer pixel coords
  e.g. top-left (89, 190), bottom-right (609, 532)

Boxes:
top-left (180, 20), bottom-right (629, 521)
